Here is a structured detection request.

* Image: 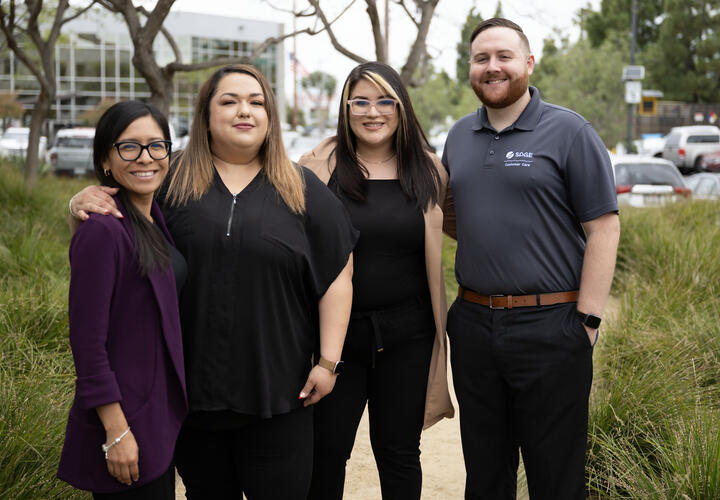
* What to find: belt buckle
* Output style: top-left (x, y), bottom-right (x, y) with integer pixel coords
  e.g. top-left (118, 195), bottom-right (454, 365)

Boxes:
top-left (488, 294), bottom-right (505, 310)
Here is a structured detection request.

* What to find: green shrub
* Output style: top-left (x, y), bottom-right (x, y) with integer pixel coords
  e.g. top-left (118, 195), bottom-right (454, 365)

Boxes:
top-left (588, 202), bottom-right (720, 499)
top-left (0, 161), bottom-right (88, 499)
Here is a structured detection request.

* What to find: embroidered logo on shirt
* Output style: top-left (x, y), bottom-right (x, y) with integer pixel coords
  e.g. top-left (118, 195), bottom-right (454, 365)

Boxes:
top-left (504, 151), bottom-right (534, 167)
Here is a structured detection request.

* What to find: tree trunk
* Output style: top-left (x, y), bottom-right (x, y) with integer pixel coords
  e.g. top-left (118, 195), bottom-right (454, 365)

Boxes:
top-left (149, 76), bottom-right (173, 116)
top-left (24, 93), bottom-right (51, 185)
top-left (132, 46), bottom-right (174, 115)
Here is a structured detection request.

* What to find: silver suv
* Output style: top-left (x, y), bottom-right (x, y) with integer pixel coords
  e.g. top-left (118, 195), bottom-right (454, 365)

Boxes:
top-left (49, 128), bottom-right (95, 177)
top-left (662, 125), bottom-right (720, 174)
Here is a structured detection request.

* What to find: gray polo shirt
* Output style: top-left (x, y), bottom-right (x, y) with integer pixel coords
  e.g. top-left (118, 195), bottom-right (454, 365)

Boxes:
top-left (442, 87), bottom-right (618, 295)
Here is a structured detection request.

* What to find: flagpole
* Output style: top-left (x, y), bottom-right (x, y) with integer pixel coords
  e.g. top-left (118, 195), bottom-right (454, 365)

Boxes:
top-left (384, 0), bottom-right (389, 61)
top-left (292, 0), bottom-right (299, 131)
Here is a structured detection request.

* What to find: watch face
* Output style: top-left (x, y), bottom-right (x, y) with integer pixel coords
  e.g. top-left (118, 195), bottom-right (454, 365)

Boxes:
top-left (334, 360), bottom-right (344, 375)
top-left (584, 314), bottom-right (602, 329)
top-left (577, 311), bottom-right (601, 329)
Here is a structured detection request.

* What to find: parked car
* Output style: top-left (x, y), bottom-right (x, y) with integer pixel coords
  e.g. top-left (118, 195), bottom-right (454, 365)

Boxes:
top-left (0, 127), bottom-right (47, 159)
top-left (634, 134), bottom-right (666, 157)
top-left (697, 150), bottom-right (720, 172)
top-left (611, 154), bottom-right (691, 207)
top-left (662, 125), bottom-right (720, 174)
top-left (284, 132), bottom-right (321, 163)
top-left (48, 127), bottom-right (95, 177)
top-left (684, 173), bottom-right (720, 200)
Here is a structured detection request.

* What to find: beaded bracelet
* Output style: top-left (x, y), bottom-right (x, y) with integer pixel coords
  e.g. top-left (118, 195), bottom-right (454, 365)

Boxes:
top-left (68, 194), bottom-right (79, 219)
top-left (101, 427), bottom-right (131, 460)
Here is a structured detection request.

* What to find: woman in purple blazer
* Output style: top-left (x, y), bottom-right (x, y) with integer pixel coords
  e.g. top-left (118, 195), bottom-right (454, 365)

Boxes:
top-left (57, 101), bottom-right (188, 499)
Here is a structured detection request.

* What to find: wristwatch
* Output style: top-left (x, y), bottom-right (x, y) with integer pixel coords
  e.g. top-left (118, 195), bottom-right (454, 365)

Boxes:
top-left (577, 311), bottom-right (601, 329)
top-left (317, 356), bottom-right (344, 375)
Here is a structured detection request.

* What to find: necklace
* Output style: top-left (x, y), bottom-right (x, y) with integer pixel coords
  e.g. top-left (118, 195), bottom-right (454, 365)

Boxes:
top-left (356, 152), bottom-right (396, 166)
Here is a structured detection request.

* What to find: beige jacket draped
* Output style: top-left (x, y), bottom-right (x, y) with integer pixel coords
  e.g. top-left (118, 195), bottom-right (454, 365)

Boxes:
top-left (299, 137), bottom-right (455, 429)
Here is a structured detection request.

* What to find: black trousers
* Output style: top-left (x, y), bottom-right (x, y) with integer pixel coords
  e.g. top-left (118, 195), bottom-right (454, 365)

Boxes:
top-left (92, 464), bottom-right (175, 500)
top-left (447, 299), bottom-right (594, 500)
top-left (308, 308), bottom-right (434, 500)
top-left (174, 406), bottom-right (314, 499)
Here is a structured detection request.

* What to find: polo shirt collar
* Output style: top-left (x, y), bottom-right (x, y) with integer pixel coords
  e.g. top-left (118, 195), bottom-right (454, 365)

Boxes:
top-left (472, 86), bottom-right (543, 132)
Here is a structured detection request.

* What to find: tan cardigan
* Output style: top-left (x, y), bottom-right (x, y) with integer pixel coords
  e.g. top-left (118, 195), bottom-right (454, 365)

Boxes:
top-left (299, 137), bottom-right (455, 429)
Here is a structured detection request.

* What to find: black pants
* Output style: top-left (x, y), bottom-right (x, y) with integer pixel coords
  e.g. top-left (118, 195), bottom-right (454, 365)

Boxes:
top-left (175, 406), bottom-right (314, 499)
top-left (92, 464), bottom-right (175, 500)
top-left (447, 299), bottom-right (594, 500)
top-left (308, 308), bottom-right (434, 500)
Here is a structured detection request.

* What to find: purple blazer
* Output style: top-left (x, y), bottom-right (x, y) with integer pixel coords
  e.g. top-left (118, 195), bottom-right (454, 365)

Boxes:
top-left (57, 197), bottom-right (187, 494)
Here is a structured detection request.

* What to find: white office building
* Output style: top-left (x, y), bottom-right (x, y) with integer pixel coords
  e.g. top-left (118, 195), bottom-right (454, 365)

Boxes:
top-left (0, 8), bottom-right (285, 133)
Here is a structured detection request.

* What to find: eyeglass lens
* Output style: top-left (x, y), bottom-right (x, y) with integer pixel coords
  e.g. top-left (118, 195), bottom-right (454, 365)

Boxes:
top-left (349, 99), bottom-right (396, 115)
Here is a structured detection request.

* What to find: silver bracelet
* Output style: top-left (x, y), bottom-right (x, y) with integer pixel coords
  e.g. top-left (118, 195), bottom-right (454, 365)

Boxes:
top-left (68, 194), bottom-right (79, 219)
top-left (101, 427), bottom-right (131, 460)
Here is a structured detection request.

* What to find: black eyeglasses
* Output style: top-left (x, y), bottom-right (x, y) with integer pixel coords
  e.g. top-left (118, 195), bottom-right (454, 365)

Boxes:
top-left (113, 141), bottom-right (172, 161)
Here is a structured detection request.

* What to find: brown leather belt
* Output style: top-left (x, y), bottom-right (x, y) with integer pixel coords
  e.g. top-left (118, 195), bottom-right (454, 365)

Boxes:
top-left (458, 286), bottom-right (579, 310)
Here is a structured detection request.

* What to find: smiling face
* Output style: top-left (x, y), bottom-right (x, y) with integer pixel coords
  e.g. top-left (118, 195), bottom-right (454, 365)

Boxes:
top-left (469, 26), bottom-right (535, 109)
top-left (103, 115), bottom-right (169, 205)
top-left (347, 78), bottom-right (400, 152)
top-left (208, 72), bottom-right (269, 160)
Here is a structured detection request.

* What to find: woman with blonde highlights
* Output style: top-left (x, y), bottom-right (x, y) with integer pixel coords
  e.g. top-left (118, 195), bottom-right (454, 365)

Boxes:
top-left (300, 61), bottom-right (454, 499)
top-left (69, 64), bottom-right (357, 498)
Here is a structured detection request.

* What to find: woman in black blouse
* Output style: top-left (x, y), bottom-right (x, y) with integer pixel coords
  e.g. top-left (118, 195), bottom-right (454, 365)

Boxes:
top-left (299, 62), bottom-right (454, 499)
top-left (69, 64), bottom-right (356, 498)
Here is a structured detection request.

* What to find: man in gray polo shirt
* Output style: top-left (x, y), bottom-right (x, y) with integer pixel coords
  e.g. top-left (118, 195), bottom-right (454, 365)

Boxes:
top-left (441, 18), bottom-right (619, 500)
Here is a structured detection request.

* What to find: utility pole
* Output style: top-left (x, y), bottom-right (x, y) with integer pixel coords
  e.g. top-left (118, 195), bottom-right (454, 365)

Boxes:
top-left (292, 0), bottom-right (298, 131)
top-left (384, 0), bottom-right (389, 62)
top-left (626, 0), bottom-right (637, 152)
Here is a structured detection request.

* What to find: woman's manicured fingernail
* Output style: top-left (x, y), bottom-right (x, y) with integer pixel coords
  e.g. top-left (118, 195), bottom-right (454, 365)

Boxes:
top-left (299, 391), bottom-right (307, 399)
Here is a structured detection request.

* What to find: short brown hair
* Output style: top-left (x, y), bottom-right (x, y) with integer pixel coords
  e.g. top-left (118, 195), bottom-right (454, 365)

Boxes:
top-left (470, 18), bottom-right (531, 54)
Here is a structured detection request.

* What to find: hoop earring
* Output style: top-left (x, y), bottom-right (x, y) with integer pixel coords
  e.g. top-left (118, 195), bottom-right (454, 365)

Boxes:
top-left (104, 168), bottom-right (110, 176)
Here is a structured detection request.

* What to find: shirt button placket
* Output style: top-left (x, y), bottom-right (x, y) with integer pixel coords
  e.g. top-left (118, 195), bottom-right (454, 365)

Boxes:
top-left (484, 133), bottom-right (498, 169)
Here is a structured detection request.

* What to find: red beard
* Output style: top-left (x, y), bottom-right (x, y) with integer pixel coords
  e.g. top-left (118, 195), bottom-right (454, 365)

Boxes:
top-left (471, 70), bottom-right (529, 109)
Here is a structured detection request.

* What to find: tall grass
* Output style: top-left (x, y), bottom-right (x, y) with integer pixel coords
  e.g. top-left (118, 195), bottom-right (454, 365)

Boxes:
top-left (2, 158), bottom-right (719, 498)
top-left (442, 201), bottom-right (720, 499)
top-left (588, 202), bottom-right (720, 499)
top-left (0, 161), bottom-right (88, 499)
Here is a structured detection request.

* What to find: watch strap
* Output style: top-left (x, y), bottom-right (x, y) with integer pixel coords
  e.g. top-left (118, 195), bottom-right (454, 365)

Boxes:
top-left (317, 356), bottom-right (341, 374)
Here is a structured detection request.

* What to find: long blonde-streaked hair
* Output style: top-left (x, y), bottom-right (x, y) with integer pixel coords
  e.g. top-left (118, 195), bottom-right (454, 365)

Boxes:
top-left (165, 64), bottom-right (305, 213)
top-left (333, 62), bottom-right (439, 210)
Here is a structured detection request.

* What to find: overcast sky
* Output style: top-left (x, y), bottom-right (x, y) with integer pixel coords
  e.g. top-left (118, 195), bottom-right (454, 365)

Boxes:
top-left (173, 0), bottom-right (600, 100)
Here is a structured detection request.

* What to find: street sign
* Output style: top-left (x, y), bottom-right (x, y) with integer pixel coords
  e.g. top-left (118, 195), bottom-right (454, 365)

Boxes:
top-left (625, 81), bottom-right (642, 104)
top-left (622, 65), bottom-right (645, 81)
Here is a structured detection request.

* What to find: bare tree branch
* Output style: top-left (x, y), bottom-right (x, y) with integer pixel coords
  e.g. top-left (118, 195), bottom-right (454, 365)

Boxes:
top-left (0, 1), bottom-right (48, 90)
top-left (307, 0), bottom-right (366, 64)
top-left (0, 0), bottom-right (96, 182)
top-left (59, 0), bottom-right (98, 27)
top-left (137, 5), bottom-right (183, 63)
top-left (395, 0), bottom-right (420, 27)
top-left (166, 25), bottom-right (330, 72)
top-left (399, 0), bottom-right (438, 85)
top-left (262, 0), bottom-right (316, 17)
top-left (364, 0), bottom-right (386, 62)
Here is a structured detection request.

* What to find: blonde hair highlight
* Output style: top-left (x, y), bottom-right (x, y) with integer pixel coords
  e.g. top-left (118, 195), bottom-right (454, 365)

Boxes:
top-left (340, 70), bottom-right (409, 162)
top-left (165, 64), bottom-right (305, 213)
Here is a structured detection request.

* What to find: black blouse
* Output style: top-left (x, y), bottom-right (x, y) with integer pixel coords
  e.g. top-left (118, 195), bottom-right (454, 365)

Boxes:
top-left (160, 167), bottom-right (357, 418)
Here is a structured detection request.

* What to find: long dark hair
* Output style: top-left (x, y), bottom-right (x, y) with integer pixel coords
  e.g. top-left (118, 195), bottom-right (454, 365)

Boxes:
top-left (93, 101), bottom-right (171, 277)
top-left (334, 61), bottom-right (440, 210)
